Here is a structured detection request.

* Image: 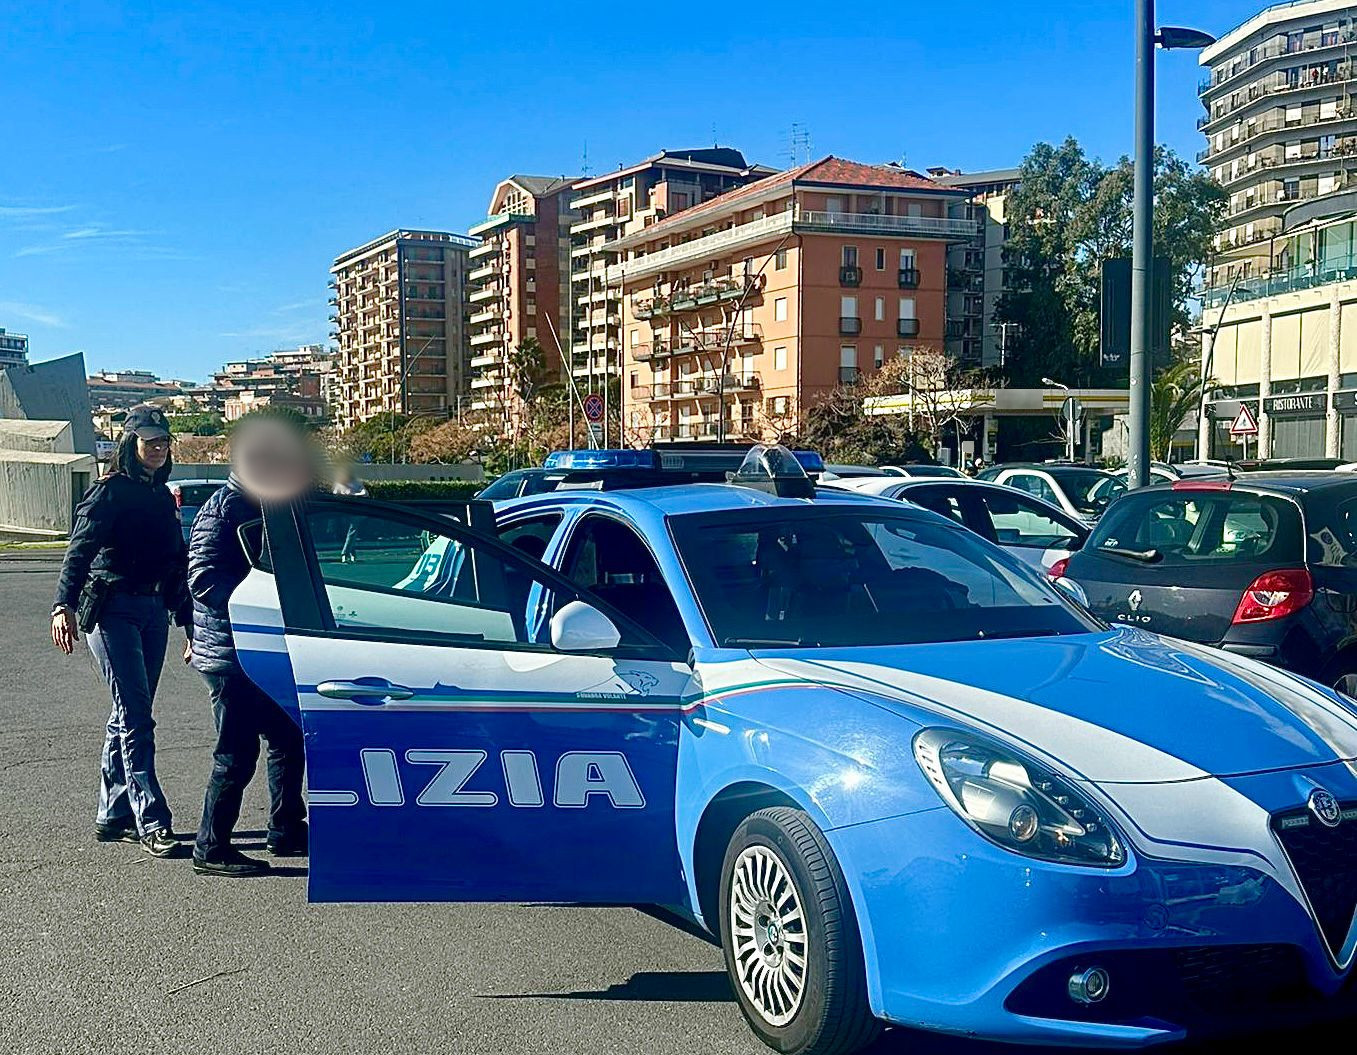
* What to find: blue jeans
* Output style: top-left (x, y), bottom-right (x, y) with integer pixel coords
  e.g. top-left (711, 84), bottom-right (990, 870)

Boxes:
top-left (87, 592), bottom-right (173, 836)
top-left (194, 664), bottom-right (306, 862)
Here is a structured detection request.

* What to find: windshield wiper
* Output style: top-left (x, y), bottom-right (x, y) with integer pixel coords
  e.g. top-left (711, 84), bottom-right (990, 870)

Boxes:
top-left (976, 628), bottom-right (1063, 640)
top-left (722, 636), bottom-right (819, 648)
top-left (1098, 546), bottom-right (1162, 564)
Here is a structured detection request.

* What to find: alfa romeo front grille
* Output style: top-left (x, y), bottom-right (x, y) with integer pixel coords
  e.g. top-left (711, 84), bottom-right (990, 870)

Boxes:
top-left (1271, 801), bottom-right (1357, 959)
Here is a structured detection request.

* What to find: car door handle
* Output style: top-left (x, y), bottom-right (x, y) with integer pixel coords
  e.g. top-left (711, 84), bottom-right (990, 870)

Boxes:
top-left (316, 679), bottom-right (416, 703)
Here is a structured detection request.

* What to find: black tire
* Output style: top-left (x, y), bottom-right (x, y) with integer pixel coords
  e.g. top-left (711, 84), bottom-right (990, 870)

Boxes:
top-left (717, 807), bottom-right (881, 1055)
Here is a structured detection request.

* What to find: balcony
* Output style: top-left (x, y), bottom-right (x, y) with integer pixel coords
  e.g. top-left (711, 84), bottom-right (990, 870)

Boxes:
top-left (468, 285), bottom-right (500, 304)
top-left (731, 372), bottom-right (761, 392)
top-left (571, 187), bottom-right (616, 211)
top-left (898, 318), bottom-right (920, 338)
top-left (798, 210), bottom-right (979, 241)
top-left (469, 352), bottom-right (502, 369)
top-left (839, 316), bottom-right (862, 336)
top-left (898, 267), bottom-right (920, 289)
top-left (468, 263), bottom-right (499, 283)
top-left (468, 242), bottom-right (500, 261)
top-left (469, 307), bottom-right (501, 326)
top-left (839, 265), bottom-right (862, 287)
top-left (632, 342), bottom-right (670, 363)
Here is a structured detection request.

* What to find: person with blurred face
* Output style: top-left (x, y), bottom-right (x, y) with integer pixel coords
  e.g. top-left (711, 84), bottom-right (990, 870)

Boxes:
top-left (51, 404), bottom-right (191, 858)
top-left (187, 415), bottom-right (309, 876)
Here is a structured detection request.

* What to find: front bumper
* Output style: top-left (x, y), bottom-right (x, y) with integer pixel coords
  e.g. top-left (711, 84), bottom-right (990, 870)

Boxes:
top-left (828, 806), bottom-right (1356, 1046)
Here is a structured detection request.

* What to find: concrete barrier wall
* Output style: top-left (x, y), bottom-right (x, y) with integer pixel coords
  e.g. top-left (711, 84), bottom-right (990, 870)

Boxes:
top-left (169, 462), bottom-right (484, 483)
top-left (0, 456), bottom-right (96, 534)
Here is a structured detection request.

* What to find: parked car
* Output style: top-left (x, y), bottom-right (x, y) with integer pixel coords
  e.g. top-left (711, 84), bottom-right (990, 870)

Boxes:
top-left (167, 478), bottom-right (226, 542)
top-left (979, 463), bottom-right (1126, 524)
top-left (824, 476), bottom-right (1088, 570)
top-left (1058, 472), bottom-right (1357, 692)
top-left (475, 468), bottom-right (556, 500)
top-left (821, 463), bottom-right (967, 482)
top-left (879, 463), bottom-right (968, 479)
top-left (227, 448), bottom-right (1357, 1052)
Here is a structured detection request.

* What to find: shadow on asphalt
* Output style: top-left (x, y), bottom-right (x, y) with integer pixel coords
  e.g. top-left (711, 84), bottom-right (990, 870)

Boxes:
top-left (486, 970), bottom-right (736, 1003)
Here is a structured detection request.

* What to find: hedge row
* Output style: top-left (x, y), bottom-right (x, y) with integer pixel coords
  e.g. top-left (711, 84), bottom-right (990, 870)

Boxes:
top-left (364, 479), bottom-right (483, 500)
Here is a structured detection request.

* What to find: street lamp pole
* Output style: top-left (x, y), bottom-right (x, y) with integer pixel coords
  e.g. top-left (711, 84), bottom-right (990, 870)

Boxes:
top-left (1128, 0), bottom-right (1156, 490)
top-left (1129, 10), bottom-right (1216, 488)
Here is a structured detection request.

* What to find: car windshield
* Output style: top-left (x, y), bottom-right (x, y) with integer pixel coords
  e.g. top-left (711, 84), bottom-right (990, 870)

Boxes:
top-left (1050, 469), bottom-right (1124, 514)
top-left (477, 471), bottom-right (541, 500)
top-left (672, 508), bottom-right (1095, 648)
top-left (902, 465), bottom-right (963, 478)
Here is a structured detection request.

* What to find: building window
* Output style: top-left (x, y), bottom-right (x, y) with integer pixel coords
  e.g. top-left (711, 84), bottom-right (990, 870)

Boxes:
top-left (841, 295), bottom-right (858, 318)
top-left (898, 297), bottom-right (916, 320)
top-left (671, 192), bottom-right (690, 211)
top-left (842, 246), bottom-right (858, 268)
top-left (774, 297), bottom-right (788, 322)
top-left (874, 345), bottom-right (885, 368)
top-left (875, 248), bottom-right (886, 271)
top-left (899, 248), bottom-right (916, 268)
top-left (774, 346), bottom-right (787, 371)
top-left (875, 297), bottom-right (885, 322)
top-left (775, 248), bottom-right (788, 270)
top-left (839, 346), bottom-right (858, 384)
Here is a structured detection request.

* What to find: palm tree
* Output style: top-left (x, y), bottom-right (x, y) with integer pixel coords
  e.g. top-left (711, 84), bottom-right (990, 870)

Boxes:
top-left (1149, 357), bottom-right (1209, 461)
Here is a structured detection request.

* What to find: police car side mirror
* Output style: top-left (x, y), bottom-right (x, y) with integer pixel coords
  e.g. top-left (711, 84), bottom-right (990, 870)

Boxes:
top-left (1053, 576), bottom-right (1090, 609)
top-left (551, 601), bottom-right (622, 653)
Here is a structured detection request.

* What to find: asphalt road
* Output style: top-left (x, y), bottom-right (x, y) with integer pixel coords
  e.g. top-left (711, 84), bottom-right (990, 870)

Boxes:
top-left (0, 559), bottom-right (1342, 1055)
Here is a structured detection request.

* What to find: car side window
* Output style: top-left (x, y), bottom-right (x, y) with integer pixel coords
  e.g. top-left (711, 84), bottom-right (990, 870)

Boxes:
top-left (558, 515), bottom-right (690, 653)
top-left (901, 486), bottom-right (967, 527)
top-left (498, 512), bottom-right (563, 563)
top-left (980, 492), bottom-right (1080, 549)
top-left (303, 508), bottom-right (657, 653)
top-left (1009, 473), bottom-right (1060, 506)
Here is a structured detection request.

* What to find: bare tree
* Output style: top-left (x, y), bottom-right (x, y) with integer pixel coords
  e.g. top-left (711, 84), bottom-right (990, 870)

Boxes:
top-left (870, 348), bottom-right (994, 458)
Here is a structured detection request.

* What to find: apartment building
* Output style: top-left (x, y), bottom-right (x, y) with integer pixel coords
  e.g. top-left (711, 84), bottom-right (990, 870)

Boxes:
top-left (86, 369), bottom-right (187, 411)
top-left (1199, 1), bottom-right (1357, 287)
top-left (567, 148), bottom-right (777, 395)
top-left (608, 157), bottom-right (974, 444)
top-left (330, 229), bottom-right (475, 430)
top-left (212, 344), bottom-right (336, 421)
top-left (466, 176), bottom-right (577, 425)
top-left (0, 328), bottom-right (29, 370)
top-left (930, 168), bottom-right (1021, 369)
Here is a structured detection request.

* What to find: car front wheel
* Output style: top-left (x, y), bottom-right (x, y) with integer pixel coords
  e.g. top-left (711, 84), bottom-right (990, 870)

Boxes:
top-left (718, 807), bottom-right (880, 1055)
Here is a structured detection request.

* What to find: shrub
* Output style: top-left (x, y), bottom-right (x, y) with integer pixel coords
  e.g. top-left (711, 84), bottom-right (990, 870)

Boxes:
top-left (364, 479), bottom-right (482, 501)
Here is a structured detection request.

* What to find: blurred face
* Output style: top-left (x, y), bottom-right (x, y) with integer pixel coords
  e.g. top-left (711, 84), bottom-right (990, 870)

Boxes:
top-left (136, 435), bottom-right (171, 471)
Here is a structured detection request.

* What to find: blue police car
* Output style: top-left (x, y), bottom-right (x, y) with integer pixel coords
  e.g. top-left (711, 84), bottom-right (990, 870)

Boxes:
top-left (229, 446), bottom-right (1357, 1053)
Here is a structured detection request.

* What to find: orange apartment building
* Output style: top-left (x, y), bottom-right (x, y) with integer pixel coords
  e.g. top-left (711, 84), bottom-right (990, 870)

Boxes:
top-left (567, 148), bottom-right (777, 391)
top-left (606, 157), bottom-right (977, 443)
top-left (467, 175), bottom-right (576, 427)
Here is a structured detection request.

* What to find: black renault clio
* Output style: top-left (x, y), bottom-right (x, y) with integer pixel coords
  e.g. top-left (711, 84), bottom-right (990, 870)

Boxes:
top-left (1057, 473), bottom-right (1357, 693)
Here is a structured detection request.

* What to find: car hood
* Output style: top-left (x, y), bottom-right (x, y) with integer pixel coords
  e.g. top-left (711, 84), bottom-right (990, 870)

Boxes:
top-left (751, 627), bottom-right (1357, 784)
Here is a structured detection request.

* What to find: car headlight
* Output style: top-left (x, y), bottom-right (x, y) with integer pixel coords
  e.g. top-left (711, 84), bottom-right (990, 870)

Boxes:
top-left (913, 728), bottom-right (1126, 867)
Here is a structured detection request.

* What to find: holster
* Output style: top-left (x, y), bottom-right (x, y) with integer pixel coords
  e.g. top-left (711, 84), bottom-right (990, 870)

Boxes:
top-left (76, 577), bottom-right (111, 634)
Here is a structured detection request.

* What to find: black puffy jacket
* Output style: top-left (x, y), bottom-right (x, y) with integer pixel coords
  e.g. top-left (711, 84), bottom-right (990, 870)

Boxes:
top-left (55, 472), bottom-right (191, 626)
top-left (188, 477), bottom-right (258, 673)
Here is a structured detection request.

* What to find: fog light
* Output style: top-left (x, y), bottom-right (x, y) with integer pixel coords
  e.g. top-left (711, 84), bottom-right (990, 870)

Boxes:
top-left (1067, 966), bottom-right (1110, 1006)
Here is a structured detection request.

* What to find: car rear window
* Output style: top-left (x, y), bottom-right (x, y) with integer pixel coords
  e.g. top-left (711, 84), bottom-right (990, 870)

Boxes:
top-left (1088, 491), bottom-right (1303, 566)
top-left (180, 484), bottom-right (221, 505)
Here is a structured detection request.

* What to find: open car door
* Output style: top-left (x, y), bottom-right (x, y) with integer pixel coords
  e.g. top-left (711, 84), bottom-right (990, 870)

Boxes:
top-left (232, 495), bottom-right (693, 905)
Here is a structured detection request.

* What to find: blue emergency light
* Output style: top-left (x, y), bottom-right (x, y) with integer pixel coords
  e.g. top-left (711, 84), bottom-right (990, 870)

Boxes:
top-left (538, 445), bottom-right (824, 493)
top-left (543, 449), bottom-right (661, 472)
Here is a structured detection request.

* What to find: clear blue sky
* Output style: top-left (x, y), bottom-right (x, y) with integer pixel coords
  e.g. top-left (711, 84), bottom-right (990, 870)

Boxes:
top-left (0, 1), bottom-right (1267, 381)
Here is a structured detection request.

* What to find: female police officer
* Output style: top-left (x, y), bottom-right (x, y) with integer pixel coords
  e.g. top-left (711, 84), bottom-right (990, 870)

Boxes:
top-left (50, 404), bottom-right (192, 857)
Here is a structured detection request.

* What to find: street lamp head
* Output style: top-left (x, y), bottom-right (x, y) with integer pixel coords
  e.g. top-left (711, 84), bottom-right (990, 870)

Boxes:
top-left (1040, 377), bottom-right (1066, 389)
top-left (1157, 26), bottom-right (1216, 50)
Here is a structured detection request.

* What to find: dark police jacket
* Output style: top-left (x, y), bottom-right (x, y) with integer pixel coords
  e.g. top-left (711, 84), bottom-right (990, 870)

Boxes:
top-left (54, 472), bottom-right (192, 625)
top-left (188, 476), bottom-right (258, 674)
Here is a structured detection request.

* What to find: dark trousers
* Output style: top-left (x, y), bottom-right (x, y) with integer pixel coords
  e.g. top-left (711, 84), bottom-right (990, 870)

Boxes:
top-left (194, 664), bottom-right (306, 862)
top-left (88, 592), bottom-right (172, 836)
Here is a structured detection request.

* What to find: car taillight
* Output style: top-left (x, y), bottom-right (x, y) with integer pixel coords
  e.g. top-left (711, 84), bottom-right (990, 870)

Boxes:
top-left (1231, 568), bottom-right (1313, 624)
top-left (1048, 557), bottom-right (1070, 579)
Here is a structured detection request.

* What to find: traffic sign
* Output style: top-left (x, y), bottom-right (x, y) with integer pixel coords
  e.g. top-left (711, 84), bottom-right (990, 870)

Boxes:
top-left (1229, 403), bottom-right (1258, 437)
top-left (583, 394), bottom-right (604, 423)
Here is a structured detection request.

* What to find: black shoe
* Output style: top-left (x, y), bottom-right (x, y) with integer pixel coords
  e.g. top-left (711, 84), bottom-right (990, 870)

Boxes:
top-left (94, 822), bottom-right (139, 844)
top-left (192, 849), bottom-right (270, 877)
top-left (140, 828), bottom-right (178, 858)
top-left (266, 822), bottom-right (309, 858)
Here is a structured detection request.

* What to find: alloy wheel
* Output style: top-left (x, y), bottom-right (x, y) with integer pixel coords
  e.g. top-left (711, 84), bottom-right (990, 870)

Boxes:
top-left (728, 844), bottom-right (808, 1027)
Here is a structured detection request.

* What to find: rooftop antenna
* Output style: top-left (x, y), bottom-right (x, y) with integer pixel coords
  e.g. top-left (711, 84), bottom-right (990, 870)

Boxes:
top-left (581, 140), bottom-right (590, 177)
top-left (784, 123), bottom-right (812, 167)
top-left (711, 121), bottom-right (719, 147)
